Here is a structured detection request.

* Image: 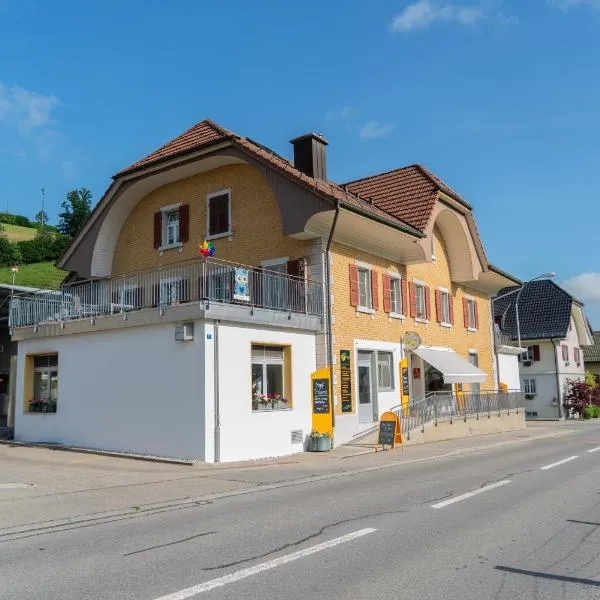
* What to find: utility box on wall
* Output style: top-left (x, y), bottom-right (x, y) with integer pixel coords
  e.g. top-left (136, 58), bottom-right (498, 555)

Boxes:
top-left (175, 323), bottom-right (194, 342)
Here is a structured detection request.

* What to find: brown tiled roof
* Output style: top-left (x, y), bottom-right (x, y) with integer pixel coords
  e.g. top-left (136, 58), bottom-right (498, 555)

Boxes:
top-left (116, 119), bottom-right (423, 236)
top-left (118, 119), bottom-right (233, 175)
top-left (344, 165), bottom-right (470, 232)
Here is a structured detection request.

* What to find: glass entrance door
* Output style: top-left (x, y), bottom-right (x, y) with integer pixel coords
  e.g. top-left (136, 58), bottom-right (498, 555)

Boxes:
top-left (358, 351), bottom-right (374, 423)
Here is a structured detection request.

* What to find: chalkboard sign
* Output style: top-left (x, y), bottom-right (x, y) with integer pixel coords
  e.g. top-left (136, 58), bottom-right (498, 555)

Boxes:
top-left (378, 420), bottom-right (396, 448)
top-left (340, 350), bottom-right (352, 413)
top-left (312, 377), bottom-right (330, 414)
top-left (402, 366), bottom-right (409, 397)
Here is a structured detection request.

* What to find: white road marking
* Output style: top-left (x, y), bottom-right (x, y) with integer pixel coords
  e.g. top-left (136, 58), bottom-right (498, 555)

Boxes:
top-left (430, 480), bottom-right (511, 509)
top-left (152, 527), bottom-right (377, 600)
top-left (540, 456), bottom-right (579, 470)
top-left (0, 483), bottom-right (34, 490)
top-left (587, 446), bottom-right (600, 454)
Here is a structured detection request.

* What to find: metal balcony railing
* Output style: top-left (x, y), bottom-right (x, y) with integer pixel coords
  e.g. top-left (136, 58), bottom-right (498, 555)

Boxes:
top-left (393, 390), bottom-right (525, 440)
top-left (9, 257), bottom-right (324, 329)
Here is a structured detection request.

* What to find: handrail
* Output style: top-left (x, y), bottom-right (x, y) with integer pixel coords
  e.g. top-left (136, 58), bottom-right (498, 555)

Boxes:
top-left (9, 257), bottom-right (324, 328)
top-left (392, 390), bottom-right (525, 440)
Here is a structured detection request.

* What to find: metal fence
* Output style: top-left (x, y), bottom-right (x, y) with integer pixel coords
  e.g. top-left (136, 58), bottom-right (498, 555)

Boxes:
top-left (393, 390), bottom-right (525, 439)
top-left (9, 257), bottom-right (324, 329)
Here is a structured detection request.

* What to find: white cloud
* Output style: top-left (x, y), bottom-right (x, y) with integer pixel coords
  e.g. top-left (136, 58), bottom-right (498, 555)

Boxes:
top-left (359, 120), bottom-right (395, 139)
top-left (391, 0), bottom-right (484, 32)
top-left (562, 273), bottom-right (600, 316)
top-left (325, 106), bottom-right (354, 121)
top-left (0, 82), bottom-right (59, 132)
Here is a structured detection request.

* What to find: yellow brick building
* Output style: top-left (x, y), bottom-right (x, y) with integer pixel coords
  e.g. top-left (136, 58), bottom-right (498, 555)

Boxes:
top-left (32, 118), bottom-right (519, 455)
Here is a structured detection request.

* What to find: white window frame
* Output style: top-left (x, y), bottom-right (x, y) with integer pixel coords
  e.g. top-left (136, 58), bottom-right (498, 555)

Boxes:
top-left (466, 297), bottom-right (477, 331)
top-left (30, 354), bottom-right (59, 414)
top-left (389, 275), bottom-right (403, 318)
top-left (439, 287), bottom-right (451, 327)
top-left (574, 347), bottom-right (581, 366)
top-left (521, 346), bottom-right (534, 363)
top-left (206, 188), bottom-right (232, 240)
top-left (376, 351), bottom-right (395, 391)
top-left (414, 281), bottom-right (427, 321)
top-left (159, 275), bottom-right (185, 305)
top-left (251, 345), bottom-right (289, 412)
top-left (159, 202), bottom-right (182, 251)
top-left (523, 378), bottom-right (537, 396)
top-left (356, 263), bottom-right (374, 313)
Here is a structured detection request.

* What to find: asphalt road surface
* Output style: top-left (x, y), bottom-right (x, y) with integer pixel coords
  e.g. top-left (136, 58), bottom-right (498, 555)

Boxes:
top-left (3, 425), bottom-right (600, 599)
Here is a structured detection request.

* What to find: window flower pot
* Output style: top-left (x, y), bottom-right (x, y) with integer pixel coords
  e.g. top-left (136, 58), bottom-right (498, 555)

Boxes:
top-left (317, 436), bottom-right (331, 452)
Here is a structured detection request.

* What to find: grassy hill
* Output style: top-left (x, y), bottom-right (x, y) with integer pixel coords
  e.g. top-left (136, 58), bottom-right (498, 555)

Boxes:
top-left (2, 224), bottom-right (38, 242)
top-left (0, 262), bottom-right (66, 289)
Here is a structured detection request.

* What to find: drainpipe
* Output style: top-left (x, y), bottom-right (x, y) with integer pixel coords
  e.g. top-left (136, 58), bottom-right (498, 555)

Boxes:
top-left (551, 338), bottom-right (562, 420)
top-left (213, 320), bottom-right (221, 462)
top-left (325, 200), bottom-right (341, 433)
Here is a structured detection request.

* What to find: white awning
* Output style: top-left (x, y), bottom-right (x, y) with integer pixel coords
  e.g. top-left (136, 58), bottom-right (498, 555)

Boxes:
top-left (411, 348), bottom-right (487, 384)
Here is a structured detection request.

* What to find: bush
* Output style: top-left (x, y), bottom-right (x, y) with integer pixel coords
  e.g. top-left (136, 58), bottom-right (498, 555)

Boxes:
top-left (14, 214), bottom-right (32, 227)
top-left (0, 235), bottom-right (22, 266)
top-left (583, 405), bottom-right (594, 420)
top-left (592, 405), bottom-right (600, 419)
top-left (0, 212), bottom-right (16, 225)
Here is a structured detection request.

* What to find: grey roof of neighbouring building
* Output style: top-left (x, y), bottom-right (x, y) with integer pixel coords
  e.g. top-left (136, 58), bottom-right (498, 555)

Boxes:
top-left (583, 331), bottom-right (600, 363)
top-left (493, 279), bottom-right (581, 342)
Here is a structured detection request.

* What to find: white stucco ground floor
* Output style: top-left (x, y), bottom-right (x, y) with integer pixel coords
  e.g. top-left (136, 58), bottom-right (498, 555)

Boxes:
top-left (14, 319), bottom-right (316, 462)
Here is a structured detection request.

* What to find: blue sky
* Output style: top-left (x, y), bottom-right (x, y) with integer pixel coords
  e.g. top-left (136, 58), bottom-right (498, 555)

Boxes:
top-left (1, 0), bottom-right (599, 325)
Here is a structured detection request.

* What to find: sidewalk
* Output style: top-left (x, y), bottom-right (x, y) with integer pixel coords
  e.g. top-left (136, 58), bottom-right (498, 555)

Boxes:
top-left (0, 421), bottom-right (584, 534)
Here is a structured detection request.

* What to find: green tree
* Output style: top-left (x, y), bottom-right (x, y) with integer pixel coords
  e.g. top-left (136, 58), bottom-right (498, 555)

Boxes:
top-left (585, 371), bottom-right (598, 387)
top-left (57, 188), bottom-right (93, 238)
top-left (35, 210), bottom-right (49, 227)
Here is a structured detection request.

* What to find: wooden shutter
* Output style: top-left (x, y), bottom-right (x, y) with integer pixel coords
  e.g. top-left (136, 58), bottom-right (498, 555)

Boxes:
top-left (424, 286), bottom-right (431, 320)
top-left (153, 212), bottom-right (162, 249)
top-left (382, 274), bottom-right (391, 313)
top-left (401, 279), bottom-right (408, 316)
top-left (435, 289), bottom-right (442, 323)
top-left (409, 282), bottom-right (417, 318)
top-left (449, 295), bottom-right (454, 325)
top-left (179, 204), bottom-right (190, 243)
top-left (349, 264), bottom-right (359, 307)
top-left (371, 271), bottom-right (378, 310)
top-left (533, 344), bottom-right (541, 361)
top-left (287, 258), bottom-right (305, 279)
top-left (474, 300), bottom-right (479, 329)
top-left (463, 298), bottom-right (469, 328)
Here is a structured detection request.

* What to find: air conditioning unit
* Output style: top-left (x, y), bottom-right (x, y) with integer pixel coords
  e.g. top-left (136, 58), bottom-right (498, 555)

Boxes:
top-left (175, 323), bottom-right (194, 341)
top-left (523, 360), bottom-right (532, 367)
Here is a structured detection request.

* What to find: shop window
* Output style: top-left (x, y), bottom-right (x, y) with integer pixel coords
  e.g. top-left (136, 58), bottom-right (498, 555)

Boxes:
top-left (251, 345), bottom-right (291, 411)
top-left (27, 354), bottom-right (58, 413)
top-left (377, 351), bottom-right (394, 391)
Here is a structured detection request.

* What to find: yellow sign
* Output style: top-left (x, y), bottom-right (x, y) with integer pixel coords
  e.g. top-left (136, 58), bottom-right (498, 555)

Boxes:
top-left (400, 358), bottom-right (410, 417)
top-left (311, 368), bottom-right (333, 439)
top-left (379, 411), bottom-right (403, 447)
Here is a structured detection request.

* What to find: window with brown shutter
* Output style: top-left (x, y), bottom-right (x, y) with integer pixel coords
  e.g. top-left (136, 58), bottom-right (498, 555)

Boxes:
top-left (409, 282), bottom-right (417, 318)
top-left (473, 300), bottom-right (479, 330)
top-left (371, 271), bottom-right (379, 311)
top-left (153, 212), bottom-right (162, 249)
top-left (207, 191), bottom-right (231, 237)
top-left (179, 204), bottom-right (190, 243)
top-left (349, 264), bottom-right (359, 307)
top-left (383, 274), bottom-right (392, 313)
top-left (532, 345), bottom-right (541, 361)
top-left (435, 289), bottom-right (442, 323)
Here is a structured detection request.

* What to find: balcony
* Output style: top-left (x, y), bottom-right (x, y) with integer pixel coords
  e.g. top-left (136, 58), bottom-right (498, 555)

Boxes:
top-left (9, 257), bottom-right (324, 331)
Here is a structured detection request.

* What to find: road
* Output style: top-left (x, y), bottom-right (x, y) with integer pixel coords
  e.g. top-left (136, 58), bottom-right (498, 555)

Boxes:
top-left (2, 423), bottom-right (600, 599)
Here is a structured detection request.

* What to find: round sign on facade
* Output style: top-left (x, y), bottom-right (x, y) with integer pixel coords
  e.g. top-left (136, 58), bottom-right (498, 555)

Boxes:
top-left (403, 331), bottom-right (421, 351)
